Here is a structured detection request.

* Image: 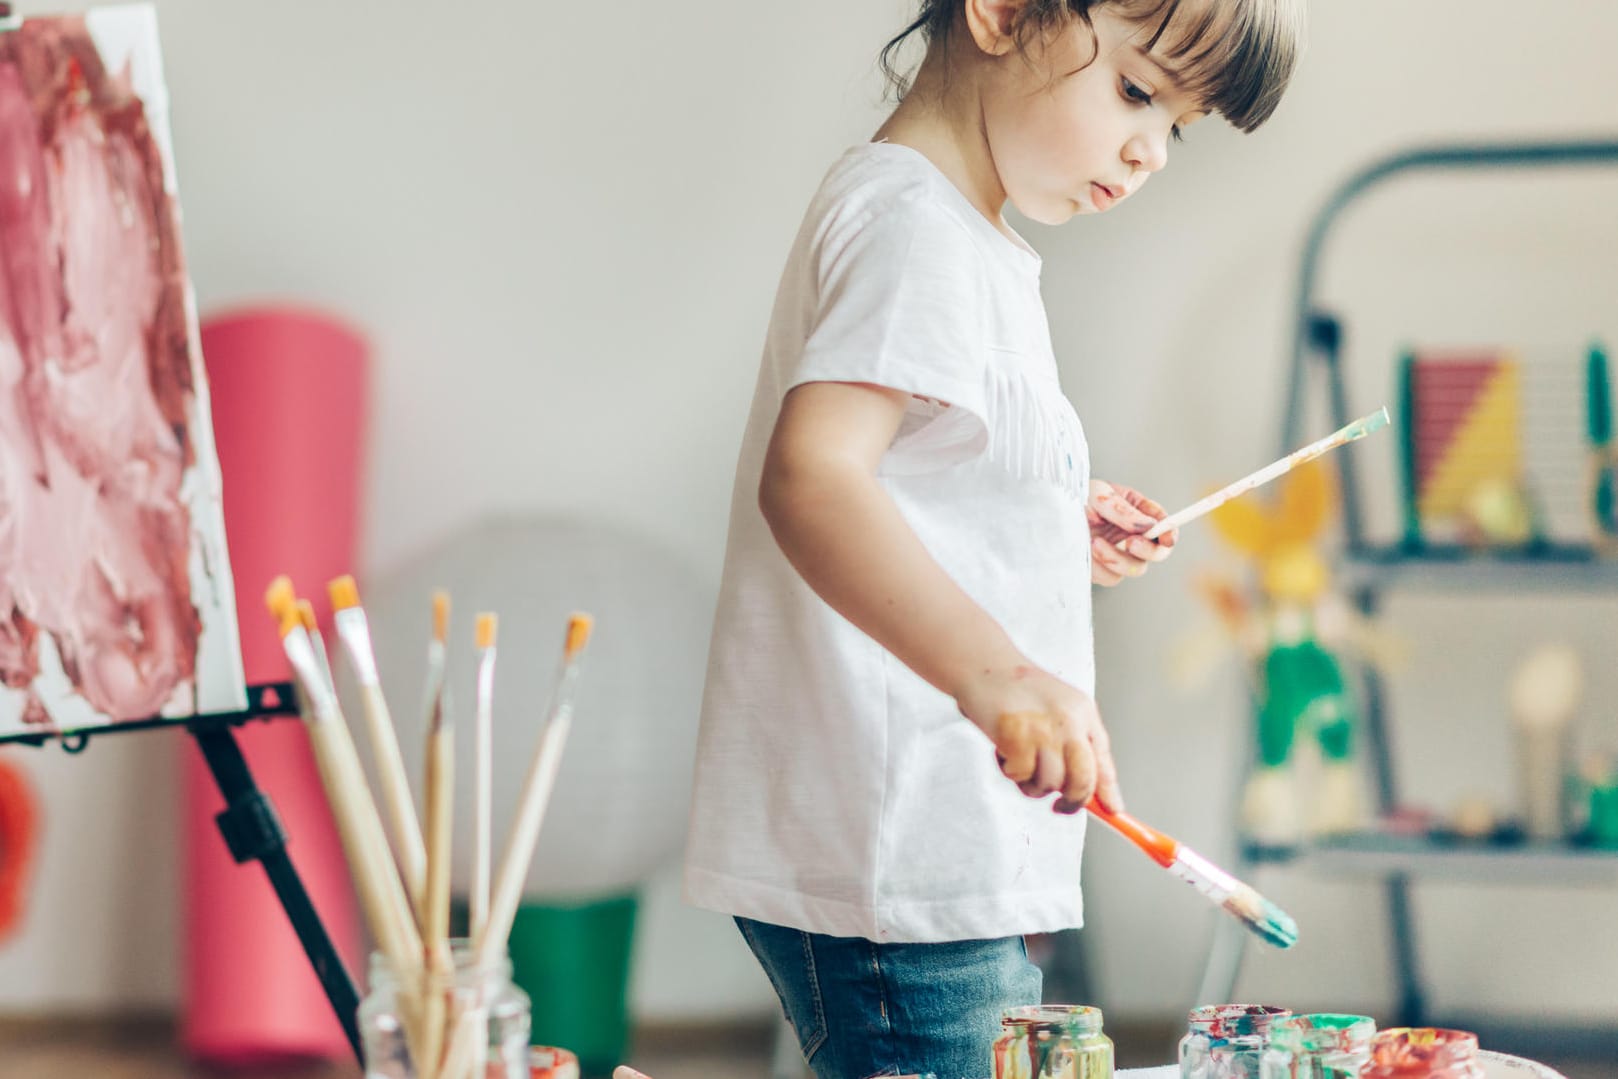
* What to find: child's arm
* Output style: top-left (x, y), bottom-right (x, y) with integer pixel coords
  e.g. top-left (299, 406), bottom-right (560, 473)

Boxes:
top-left (761, 380), bottom-right (1123, 813)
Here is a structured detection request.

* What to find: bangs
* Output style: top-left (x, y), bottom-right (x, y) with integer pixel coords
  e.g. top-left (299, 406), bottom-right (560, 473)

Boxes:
top-left (1121, 0), bottom-right (1304, 132)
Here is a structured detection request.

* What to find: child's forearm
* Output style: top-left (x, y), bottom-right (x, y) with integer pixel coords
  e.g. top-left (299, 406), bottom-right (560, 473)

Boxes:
top-left (759, 392), bottom-right (1025, 702)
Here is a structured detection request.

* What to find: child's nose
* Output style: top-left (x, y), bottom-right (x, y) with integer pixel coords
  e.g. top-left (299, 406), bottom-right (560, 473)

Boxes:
top-left (1123, 129), bottom-right (1169, 174)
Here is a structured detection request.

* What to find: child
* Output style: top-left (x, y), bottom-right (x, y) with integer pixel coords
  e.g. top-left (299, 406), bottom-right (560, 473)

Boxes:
top-left (685, 2), bottom-right (1303, 1077)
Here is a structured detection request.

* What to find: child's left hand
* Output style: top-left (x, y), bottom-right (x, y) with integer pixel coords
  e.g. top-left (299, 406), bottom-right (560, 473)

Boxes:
top-left (1087, 479), bottom-right (1176, 586)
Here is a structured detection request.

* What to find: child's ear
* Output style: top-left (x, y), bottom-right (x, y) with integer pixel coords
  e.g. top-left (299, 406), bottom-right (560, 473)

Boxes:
top-left (962, 0), bottom-right (1026, 57)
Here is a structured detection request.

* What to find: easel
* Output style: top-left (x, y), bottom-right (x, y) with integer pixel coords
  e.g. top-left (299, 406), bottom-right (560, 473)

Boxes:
top-left (1, 684), bottom-right (365, 1062)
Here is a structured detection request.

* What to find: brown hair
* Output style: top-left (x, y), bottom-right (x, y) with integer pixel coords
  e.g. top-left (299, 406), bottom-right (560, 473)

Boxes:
top-left (879, 0), bottom-right (1305, 133)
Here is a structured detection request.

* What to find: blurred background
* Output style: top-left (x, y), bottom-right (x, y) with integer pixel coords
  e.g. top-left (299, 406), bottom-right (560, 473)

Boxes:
top-left (0, 0), bottom-right (1615, 1076)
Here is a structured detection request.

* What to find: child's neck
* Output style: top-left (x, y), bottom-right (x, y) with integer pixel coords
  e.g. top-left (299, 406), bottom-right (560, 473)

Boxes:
top-left (871, 48), bottom-right (1013, 239)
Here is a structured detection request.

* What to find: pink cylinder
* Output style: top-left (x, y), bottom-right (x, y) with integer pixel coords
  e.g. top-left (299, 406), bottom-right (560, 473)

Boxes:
top-left (181, 307), bottom-right (369, 1064)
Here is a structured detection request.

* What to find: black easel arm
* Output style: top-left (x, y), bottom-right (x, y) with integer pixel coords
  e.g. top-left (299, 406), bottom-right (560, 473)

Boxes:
top-left (190, 717), bottom-right (364, 1062)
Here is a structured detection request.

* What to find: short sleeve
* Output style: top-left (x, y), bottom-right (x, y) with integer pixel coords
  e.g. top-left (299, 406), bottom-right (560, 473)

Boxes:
top-left (791, 197), bottom-right (989, 473)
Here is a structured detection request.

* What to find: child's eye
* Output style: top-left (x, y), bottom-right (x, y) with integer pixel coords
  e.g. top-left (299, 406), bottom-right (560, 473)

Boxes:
top-left (1121, 77), bottom-right (1153, 106)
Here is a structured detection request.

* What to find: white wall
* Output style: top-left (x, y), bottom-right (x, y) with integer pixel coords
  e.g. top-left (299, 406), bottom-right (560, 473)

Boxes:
top-left (2, 0), bottom-right (1617, 1031)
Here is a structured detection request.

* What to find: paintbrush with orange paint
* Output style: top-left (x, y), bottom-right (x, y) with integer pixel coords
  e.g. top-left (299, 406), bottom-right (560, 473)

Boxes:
top-left (329, 574), bottom-right (428, 919)
top-left (1086, 797), bottom-right (1298, 949)
top-left (440, 613), bottom-right (595, 1079)
top-left (417, 592), bottom-right (457, 1079)
top-left (470, 612), bottom-right (497, 943)
top-left (266, 578), bottom-right (423, 966)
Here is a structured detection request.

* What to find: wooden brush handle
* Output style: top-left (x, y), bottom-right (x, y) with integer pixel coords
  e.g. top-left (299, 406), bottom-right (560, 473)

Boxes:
top-left (1086, 798), bottom-right (1179, 867)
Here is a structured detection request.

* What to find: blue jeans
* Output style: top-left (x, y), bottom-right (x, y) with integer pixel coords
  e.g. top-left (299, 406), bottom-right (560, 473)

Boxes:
top-left (736, 917), bottom-right (1042, 1079)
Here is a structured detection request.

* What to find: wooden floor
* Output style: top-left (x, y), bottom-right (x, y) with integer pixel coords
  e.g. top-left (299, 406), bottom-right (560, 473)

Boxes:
top-left (0, 1017), bottom-right (1609, 1078)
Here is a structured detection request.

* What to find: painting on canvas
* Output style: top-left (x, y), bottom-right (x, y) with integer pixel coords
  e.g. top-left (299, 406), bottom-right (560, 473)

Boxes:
top-left (0, 5), bottom-right (244, 740)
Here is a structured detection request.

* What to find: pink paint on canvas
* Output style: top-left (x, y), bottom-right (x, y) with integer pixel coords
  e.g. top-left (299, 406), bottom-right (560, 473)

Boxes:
top-left (0, 6), bottom-right (243, 734)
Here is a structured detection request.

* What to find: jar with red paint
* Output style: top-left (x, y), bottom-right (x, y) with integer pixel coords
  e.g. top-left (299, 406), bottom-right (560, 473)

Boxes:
top-left (358, 942), bottom-right (531, 1078)
top-left (1363, 1028), bottom-right (1484, 1079)
top-left (1179, 1005), bottom-right (1293, 1079)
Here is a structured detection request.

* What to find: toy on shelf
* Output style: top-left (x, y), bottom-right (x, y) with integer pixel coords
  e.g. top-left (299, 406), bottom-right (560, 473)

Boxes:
top-left (1189, 459), bottom-right (1400, 849)
top-left (1508, 643), bottom-right (1582, 841)
top-left (1398, 342), bottom-right (1614, 550)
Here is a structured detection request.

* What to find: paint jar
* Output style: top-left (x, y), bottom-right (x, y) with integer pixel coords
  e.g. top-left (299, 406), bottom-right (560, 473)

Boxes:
top-left (1180, 1005), bottom-right (1292, 1079)
top-left (1363, 1028), bottom-right (1484, 1079)
top-left (529, 1046), bottom-right (580, 1079)
top-left (1259, 1014), bottom-right (1375, 1079)
top-left (358, 942), bottom-right (531, 1079)
top-left (993, 1004), bottom-right (1113, 1079)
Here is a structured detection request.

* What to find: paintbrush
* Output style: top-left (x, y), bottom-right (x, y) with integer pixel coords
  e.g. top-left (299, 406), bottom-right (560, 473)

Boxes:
top-left (420, 610), bottom-right (454, 1079)
top-left (328, 574), bottom-right (428, 917)
top-left (477, 612), bottom-right (593, 965)
top-left (471, 612), bottom-right (497, 944)
top-left (296, 599), bottom-right (336, 694)
top-left (1141, 407), bottom-right (1391, 541)
top-left (1086, 797), bottom-right (1298, 948)
top-left (266, 579), bottom-right (425, 966)
top-left (439, 613), bottom-right (594, 1079)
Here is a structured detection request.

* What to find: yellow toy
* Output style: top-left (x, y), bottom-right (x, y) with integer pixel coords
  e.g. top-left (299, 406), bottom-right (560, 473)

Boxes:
top-left (1193, 459), bottom-right (1397, 848)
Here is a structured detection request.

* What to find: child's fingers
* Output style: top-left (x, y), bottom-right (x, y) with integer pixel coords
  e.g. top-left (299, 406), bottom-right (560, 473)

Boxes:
top-left (993, 712), bottom-right (1039, 783)
top-left (1018, 746), bottom-right (1064, 798)
top-left (1058, 736), bottom-right (1098, 811)
top-left (1089, 726), bottom-right (1124, 814)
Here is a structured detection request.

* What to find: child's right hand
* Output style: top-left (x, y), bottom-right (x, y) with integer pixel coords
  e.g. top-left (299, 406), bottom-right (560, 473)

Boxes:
top-left (955, 664), bottom-right (1123, 815)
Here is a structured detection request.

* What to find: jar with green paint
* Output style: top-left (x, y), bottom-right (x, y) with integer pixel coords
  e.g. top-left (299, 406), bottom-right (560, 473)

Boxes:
top-left (1363, 1028), bottom-right (1484, 1079)
top-left (992, 1005), bottom-right (1113, 1079)
top-left (1259, 1014), bottom-right (1375, 1079)
top-left (1180, 1004), bottom-right (1292, 1079)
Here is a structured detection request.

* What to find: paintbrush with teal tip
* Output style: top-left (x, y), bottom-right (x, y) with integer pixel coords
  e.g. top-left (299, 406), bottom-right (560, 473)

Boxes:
top-left (1143, 407), bottom-right (1391, 540)
top-left (1087, 798), bottom-right (1299, 948)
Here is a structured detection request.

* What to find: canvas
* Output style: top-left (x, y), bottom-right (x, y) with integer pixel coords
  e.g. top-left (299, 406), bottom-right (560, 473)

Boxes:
top-left (0, 4), bottom-right (244, 740)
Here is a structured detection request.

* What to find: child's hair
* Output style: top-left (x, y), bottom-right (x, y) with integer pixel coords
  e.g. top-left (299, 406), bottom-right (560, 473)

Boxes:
top-left (880, 0), bottom-right (1304, 133)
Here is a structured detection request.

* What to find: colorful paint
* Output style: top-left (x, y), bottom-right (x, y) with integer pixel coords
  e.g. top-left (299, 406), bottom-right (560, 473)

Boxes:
top-left (1259, 1014), bottom-right (1375, 1079)
top-left (528, 1046), bottom-right (580, 1079)
top-left (0, 5), bottom-right (243, 738)
top-left (1180, 1005), bottom-right (1292, 1079)
top-left (1363, 1028), bottom-right (1483, 1079)
top-left (993, 1005), bottom-right (1113, 1079)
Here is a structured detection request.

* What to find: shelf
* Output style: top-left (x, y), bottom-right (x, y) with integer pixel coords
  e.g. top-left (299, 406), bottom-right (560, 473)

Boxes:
top-left (1339, 543), bottom-right (1618, 593)
top-left (1244, 833), bottom-right (1618, 884)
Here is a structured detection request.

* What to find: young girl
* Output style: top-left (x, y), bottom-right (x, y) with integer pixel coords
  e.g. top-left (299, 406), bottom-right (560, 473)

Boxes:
top-left (685, 2), bottom-right (1303, 1077)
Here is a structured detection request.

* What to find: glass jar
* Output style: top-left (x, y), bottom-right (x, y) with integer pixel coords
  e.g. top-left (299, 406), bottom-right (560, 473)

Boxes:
top-left (1260, 1014), bottom-right (1375, 1079)
top-left (1364, 1028), bottom-right (1484, 1079)
top-left (358, 943), bottom-right (532, 1079)
top-left (992, 1004), bottom-right (1114, 1079)
top-left (1180, 1005), bottom-right (1292, 1079)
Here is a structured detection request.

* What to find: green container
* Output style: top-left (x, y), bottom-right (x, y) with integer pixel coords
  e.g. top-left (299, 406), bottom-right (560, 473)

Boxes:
top-left (505, 893), bottom-right (639, 1077)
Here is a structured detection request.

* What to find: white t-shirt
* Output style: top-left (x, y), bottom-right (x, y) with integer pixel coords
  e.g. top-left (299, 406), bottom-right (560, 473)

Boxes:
top-left (684, 142), bottom-right (1095, 944)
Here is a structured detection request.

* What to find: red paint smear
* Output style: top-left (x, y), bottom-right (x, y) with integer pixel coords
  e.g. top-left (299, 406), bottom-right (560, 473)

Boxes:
top-left (0, 18), bottom-right (201, 722)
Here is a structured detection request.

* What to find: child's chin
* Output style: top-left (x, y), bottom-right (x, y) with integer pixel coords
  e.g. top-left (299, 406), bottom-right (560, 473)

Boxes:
top-left (1016, 197), bottom-right (1085, 226)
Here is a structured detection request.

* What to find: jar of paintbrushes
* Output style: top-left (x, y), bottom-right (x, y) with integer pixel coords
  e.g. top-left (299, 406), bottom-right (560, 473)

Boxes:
top-left (992, 1005), bottom-right (1113, 1079)
top-left (1180, 1005), bottom-right (1292, 1079)
top-left (359, 941), bottom-right (530, 1079)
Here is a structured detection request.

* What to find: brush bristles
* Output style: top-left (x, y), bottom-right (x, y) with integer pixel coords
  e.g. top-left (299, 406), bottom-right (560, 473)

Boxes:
top-left (1223, 883), bottom-right (1299, 949)
top-left (296, 599), bottom-right (319, 634)
top-left (476, 613), bottom-right (497, 650)
top-left (328, 574), bottom-right (361, 612)
top-left (264, 575), bottom-right (296, 619)
top-left (565, 613), bottom-right (593, 658)
top-left (433, 590), bottom-right (450, 644)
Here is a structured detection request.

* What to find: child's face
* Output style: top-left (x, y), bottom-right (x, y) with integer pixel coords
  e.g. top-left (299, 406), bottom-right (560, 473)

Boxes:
top-left (979, 7), bottom-right (1207, 225)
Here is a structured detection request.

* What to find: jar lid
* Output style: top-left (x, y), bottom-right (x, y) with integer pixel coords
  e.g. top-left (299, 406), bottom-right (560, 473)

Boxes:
top-left (1186, 1004), bottom-right (1292, 1037)
top-left (1000, 1004), bottom-right (1104, 1036)
top-left (1271, 1014), bottom-right (1376, 1052)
